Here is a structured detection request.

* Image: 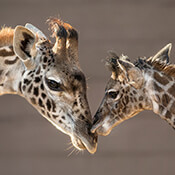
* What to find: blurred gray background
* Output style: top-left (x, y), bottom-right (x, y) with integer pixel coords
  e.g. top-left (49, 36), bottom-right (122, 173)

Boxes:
top-left (1, 0), bottom-right (175, 175)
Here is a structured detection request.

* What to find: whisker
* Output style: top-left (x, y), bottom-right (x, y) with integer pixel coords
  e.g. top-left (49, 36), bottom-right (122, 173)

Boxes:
top-left (81, 150), bottom-right (84, 155)
top-left (66, 144), bottom-right (74, 151)
top-left (67, 148), bottom-right (76, 157)
top-left (75, 149), bottom-right (80, 155)
top-left (67, 141), bottom-right (73, 145)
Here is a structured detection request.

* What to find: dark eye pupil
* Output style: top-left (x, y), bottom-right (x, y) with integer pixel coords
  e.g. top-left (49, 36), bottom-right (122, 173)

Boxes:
top-left (49, 80), bottom-right (58, 88)
top-left (108, 91), bottom-right (119, 99)
top-left (45, 78), bottom-right (62, 91)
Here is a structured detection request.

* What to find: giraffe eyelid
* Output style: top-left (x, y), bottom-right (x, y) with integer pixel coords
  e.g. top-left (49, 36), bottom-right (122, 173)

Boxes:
top-left (45, 77), bottom-right (64, 91)
top-left (107, 89), bottom-right (120, 100)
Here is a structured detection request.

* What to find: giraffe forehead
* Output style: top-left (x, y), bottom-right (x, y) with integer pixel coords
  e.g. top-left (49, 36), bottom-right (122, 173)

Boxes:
top-left (105, 78), bottom-right (119, 90)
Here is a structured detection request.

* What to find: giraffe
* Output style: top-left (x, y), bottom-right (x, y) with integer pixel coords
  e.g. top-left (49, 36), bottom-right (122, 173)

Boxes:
top-left (0, 18), bottom-right (97, 154)
top-left (91, 43), bottom-right (175, 136)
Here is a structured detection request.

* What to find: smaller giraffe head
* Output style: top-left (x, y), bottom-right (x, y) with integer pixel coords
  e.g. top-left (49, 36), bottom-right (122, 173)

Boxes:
top-left (13, 19), bottom-right (97, 153)
top-left (91, 44), bottom-right (172, 136)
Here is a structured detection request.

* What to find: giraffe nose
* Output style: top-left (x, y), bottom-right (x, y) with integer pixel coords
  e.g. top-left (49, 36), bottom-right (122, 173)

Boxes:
top-left (91, 110), bottom-right (104, 133)
top-left (91, 110), bottom-right (113, 136)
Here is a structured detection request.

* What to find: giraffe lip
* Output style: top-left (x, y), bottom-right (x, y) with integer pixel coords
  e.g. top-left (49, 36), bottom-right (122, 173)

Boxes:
top-left (79, 136), bottom-right (97, 154)
top-left (91, 116), bottom-right (105, 134)
top-left (91, 122), bottom-right (102, 133)
top-left (71, 134), bottom-right (98, 154)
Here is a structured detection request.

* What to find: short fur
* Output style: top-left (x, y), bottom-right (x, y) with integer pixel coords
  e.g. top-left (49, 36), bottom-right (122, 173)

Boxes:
top-left (0, 27), bottom-right (14, 47)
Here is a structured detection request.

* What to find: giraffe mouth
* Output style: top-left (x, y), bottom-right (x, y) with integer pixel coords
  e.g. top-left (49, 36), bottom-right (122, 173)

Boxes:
top-left (71, 133), bottom-right (98, 154)
top-left (91, 118), bottom-right (112, 136)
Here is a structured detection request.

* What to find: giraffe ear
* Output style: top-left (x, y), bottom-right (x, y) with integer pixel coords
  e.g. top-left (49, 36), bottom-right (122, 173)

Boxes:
top-left (25, 23), bottom-right (47, 39)
top-left (13, 26), bottom-right (37, 70)
top-left (117, 59), bottom-right (144, 89)
top-left (151, 43), bottom-right (172, 64)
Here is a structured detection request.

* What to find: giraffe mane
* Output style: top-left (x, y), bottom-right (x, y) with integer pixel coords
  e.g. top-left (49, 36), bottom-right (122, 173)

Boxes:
top-left (0, 27), bottom-right (14, 47)
top-left (105, 51), bottom-right (175, 78)
top-left (146, 57), bottom-right (175, 78)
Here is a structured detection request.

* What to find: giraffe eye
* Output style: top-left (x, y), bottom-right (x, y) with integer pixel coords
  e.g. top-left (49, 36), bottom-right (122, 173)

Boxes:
top-left (45, 78), bottom-right (63, 91)
top-left (108, 90), bottom-right (119, 99)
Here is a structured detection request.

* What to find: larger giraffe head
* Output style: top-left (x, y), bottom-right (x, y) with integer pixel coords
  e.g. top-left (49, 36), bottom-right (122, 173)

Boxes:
top-left (13, 18), bottom-right (97, 153)
top-left (91, 44), bottom-right (173, 136)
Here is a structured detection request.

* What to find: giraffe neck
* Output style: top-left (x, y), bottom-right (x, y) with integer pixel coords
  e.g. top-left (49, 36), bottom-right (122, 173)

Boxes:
top-left (145, 70), bottom-right (175, 128)
top-left (0, 45), bottom-right (24, 95)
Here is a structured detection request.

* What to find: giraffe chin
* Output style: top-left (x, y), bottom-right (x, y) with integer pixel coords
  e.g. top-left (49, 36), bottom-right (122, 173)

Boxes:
top-left (71, 135), bottom-right (97, 154)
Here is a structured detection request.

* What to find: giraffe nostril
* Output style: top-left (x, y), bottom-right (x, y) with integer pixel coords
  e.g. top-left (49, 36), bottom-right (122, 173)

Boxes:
top-left (93, 112), bottom-right (100, 125)
top-left (115, 102), bottom-right (118, 108)
top-left (93, 133), bottom-right (98, 143)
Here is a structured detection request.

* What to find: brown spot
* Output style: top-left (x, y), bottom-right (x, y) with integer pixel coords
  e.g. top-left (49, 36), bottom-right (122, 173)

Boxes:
top-left (33, 87), bottom-right (39, 96)
top-left (51, 100), bottom-right (56, 112)
top-left (159, 105), bottom-right (164, 113)
top-left (28, 71), bottom-right (33, 76)
top-left (61, 116), bottom-right (65, 120)
top-left (139, 103), bottom-right (143, 108)
top-left (41, 93), bottom-right (46, 99)
top-left (170, 102), bottom-right (175, 114)
top-left (130, 93), bottom-right (133, 96)
top-left (122, 98), bottom-right (126, 105)
top-left (168, 84), bottom-right (175, 98)
top-left (4, 56), bottom-right (19, 65)
top-left (24, 79), bottom-right (31, 85)
top-left (28, 84), bottom-right (33, 93)
top-left (59, 120), bottom-right (63, 124)
top-left (41, 110), bottom-right (45, 115)
top-left (165, 110), bottom-right (172, 119)
top-left (125, 95), bottom-right (129, 104)
top-left (30, 97), bottom-right (36, 105)
top-left (19, 82), bottom-right (22, 93)
top-left (162, 93), bottom-right (171, 107)
top-left (139, 96), bottom-right (143, 101)
top-left (133, 90), bottom-right (137, 94)
top-left (0, 70), bottom-right (3, 76)
top-left (125, 86), bottom-right (129, 93)
top-left (22, 85), bottom-right (26, 91)
top-left (73, 100), bottom-right (78, 107)
top-left (130, 97), bottom-right (133, 103)
top-left (75, 109), bottom-right (80, 113)
top-left (115, 103), bottom-right (118, 108)
top-left (36, 66), bottom-right (41, 74)
top-left (52, 115), bottom-right (58, 119)
top-left (34, 77), bottom-right (41, 83)
top-left (43, 56), bottom-right (48, 63)
top-left (46, 99), bottom-right (51, 111)
top-left (79, 114), bottom-right (85, 120)
top-left (0, 49), bottom-right (14, 57)
top-left (42, 65), bottom-right (46, 69)
top-left (154, 72), bottom-right (169, 85)
top-left (153, 82), bottom-right (163, 92)
top-left (134, 97), bottom-right (137, 102)
top-left (85, 110), bottom-right (89, 115)
top-left (47, 112), bottom-right (51, 118)
top-left (40, 83), bottom-right (44, 90)
top-left (38, 98), bottom-right (44, 108)
top-left (122, 107), bottom-right (126, 113)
